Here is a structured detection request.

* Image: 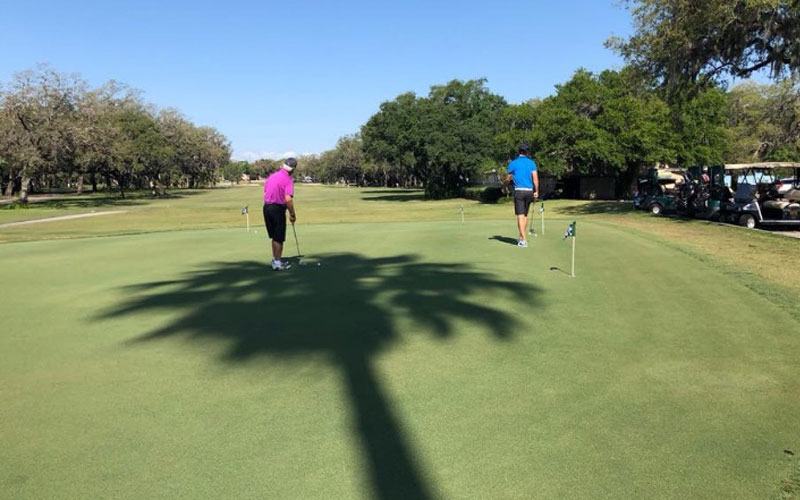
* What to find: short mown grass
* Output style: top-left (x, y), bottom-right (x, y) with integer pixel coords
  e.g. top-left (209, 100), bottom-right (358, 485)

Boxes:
top-left (2, 185), bottom-right (798, 499)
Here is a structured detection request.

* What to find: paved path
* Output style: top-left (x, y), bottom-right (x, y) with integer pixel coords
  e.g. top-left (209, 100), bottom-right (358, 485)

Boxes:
top-left (0, 211), bottom-right (127, 228)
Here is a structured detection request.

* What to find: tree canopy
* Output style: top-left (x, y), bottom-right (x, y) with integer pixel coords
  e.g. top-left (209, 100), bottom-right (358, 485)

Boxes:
top-left (0, 66), bottom-right (231, 201)
top-left (727, 79), bottom-right (800, 161)
top-left (362, 79), bottom-right (506, 198)
top-left (609, 0), bottom-right (800, 92)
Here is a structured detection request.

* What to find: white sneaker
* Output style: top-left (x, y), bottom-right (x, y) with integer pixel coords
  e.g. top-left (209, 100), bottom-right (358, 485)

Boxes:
top-left (271, 259), bottom-right (292, 271)
top-left (517, 239), bottom-right (528, 247)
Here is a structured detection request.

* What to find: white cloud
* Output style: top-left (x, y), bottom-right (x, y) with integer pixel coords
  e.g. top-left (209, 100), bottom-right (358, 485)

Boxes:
top-left (234, 151), bottom-right (319, 161)
top-left (235, 151), bottom-right (295, 161)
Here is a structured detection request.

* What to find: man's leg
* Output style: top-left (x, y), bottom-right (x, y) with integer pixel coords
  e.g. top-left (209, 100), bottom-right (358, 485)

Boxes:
top-left (517, 215), bottom-right (527, 241)
top-left (272, 240), bottom-right (283, 260)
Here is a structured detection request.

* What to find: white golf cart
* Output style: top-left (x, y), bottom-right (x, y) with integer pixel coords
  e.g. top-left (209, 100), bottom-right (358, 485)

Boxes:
top-left (721, 163), bottom-right (800, 229)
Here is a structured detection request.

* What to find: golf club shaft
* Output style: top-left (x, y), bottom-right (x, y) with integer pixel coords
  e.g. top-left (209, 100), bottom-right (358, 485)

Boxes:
top-left (292, 223), bottom-right (301, 259)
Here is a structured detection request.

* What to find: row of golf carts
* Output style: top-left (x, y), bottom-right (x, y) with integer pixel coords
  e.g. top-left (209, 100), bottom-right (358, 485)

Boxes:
top-left (634, 163), bottom-right (800, 229)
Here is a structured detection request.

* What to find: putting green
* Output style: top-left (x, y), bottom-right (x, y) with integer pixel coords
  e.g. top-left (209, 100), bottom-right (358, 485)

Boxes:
top-left (2, 209), bottom-right (799, 498)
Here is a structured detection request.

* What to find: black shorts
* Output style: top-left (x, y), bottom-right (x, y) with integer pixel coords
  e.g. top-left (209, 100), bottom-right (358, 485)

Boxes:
top-left (514, 190), bottom-right (534, 215)
top-left (263, 203), bottom-right (287, 243)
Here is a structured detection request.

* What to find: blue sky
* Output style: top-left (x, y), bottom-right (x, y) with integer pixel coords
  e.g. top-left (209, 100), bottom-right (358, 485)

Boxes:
top-left (0, 0), bottom-right (633, 160)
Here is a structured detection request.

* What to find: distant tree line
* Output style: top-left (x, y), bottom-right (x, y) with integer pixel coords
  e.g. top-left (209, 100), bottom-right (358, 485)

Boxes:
top-left (289, 70), bottom-right (799, 198)
top-left (0, 65), bottom-right (231, 202)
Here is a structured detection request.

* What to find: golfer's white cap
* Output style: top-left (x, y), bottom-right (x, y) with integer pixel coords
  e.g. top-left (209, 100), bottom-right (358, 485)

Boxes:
top-left (282, 157), bottom-right (297, 172)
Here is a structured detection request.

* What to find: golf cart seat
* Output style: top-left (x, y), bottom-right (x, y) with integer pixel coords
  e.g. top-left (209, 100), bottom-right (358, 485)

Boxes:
top-left (787, 188), bottom-right (800, 202)
top-left (763, 200), bottom-right (791, 211)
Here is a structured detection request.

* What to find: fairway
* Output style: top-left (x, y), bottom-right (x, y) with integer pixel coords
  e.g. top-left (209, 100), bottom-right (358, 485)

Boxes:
top-left (2, 186), bottom-right (799, 499)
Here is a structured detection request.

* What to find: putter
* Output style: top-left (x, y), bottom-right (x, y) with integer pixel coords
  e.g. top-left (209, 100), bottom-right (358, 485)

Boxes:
top-left (528, 209), bottom-right (537, 236)
top-left (291, 222), bottom-right (304, 265)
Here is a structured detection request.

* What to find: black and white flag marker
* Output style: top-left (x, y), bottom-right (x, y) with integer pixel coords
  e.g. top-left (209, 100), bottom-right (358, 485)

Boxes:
top-left (563, 221), bottom-right (576, 239)
top-left (241, 206), bottom-right (250, 232)
top-left (563, 221), bottom-right (577, 277)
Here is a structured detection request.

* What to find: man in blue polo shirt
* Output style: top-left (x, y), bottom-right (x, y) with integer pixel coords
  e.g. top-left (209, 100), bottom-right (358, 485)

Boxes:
top-left (504, 143), bottom-right (539, 247)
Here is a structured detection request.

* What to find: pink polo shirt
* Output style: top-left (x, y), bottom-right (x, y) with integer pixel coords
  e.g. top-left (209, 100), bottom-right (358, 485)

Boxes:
top-left (263, 168), bottom-right (294, 205)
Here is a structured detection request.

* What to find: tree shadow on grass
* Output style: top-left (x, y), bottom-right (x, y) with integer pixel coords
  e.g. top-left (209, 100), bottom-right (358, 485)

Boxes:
top-left (361, 192), bottom-right (427, 202)
top-left (0, 190), bottom-right (205, 210)
top-left (99, 253), bottom-right (541, 500)
top-left (557, 201), bottom-right (633, 216)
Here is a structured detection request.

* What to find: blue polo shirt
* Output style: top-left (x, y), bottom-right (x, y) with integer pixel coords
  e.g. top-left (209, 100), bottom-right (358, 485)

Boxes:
top-left (507, 155), bottom-right (538, 190)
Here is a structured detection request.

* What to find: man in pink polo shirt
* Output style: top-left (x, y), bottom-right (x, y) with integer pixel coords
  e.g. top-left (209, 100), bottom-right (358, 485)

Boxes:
top-left (263, 157), bottom-right (297, 270)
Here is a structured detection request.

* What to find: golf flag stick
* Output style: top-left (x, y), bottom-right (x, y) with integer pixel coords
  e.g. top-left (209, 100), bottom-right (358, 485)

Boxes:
top-left (459, 206), bottom-right (464, 223)
top-left (563, 221), bottom-right (576, 277)
top-left (539, 202), bottom-right (545, 235)
top-left (571, 233), bottom-right (576, 278)
top-left (241, 206), bottom-right (249, 232)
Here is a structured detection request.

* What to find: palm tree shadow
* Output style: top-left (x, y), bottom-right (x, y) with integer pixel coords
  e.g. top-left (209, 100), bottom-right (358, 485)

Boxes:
top-left (99, 253), bottom-right (541, 499)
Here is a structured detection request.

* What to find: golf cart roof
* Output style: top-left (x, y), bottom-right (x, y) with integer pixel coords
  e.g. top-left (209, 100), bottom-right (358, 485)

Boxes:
top-left (724, 162), bottom-right (800, 171)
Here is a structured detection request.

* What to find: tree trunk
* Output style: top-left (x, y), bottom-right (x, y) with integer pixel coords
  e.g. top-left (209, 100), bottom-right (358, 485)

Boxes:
top-left (151, 175), bottom-right (165, 197)
top-left (76, 174), bottom-right (84, 194)
top-left (617, 164), bottom-right (642, 199)
top-left (91, 173), bottom-right (97, 193)
top-left (4, 175), bottom-right (14, 197)
top-left (339, 353), bottom-right (434, 500)
top-left (18, 174), bottom-right (32, 203)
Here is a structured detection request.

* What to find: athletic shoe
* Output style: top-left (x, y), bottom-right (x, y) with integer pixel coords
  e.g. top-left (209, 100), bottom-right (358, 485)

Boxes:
top-left (517, 239), bottom-right (528, 247)
top-left (271, 260), bottom-right (292, 271)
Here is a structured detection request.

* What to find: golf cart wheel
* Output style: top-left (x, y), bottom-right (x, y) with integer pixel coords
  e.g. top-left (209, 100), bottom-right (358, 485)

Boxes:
top-left (739, 214), bottom-right (756, 229)
top-left (650, 203), bottom-right (663, 216)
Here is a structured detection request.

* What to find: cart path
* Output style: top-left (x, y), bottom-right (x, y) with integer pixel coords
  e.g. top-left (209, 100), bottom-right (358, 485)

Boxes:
top-left (0, 211), bottom-right (127, 228)
top-left (749, 227), bottom-right (800, 240)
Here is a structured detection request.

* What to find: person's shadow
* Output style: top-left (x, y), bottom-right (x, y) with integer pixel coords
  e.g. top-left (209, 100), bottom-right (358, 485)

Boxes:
top-left (99, 253), bottom-right (540, 499)
top-left (488, 235), bottom-right (519, 245)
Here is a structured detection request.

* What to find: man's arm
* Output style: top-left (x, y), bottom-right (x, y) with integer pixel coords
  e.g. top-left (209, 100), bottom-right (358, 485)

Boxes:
top-left (285, 195), bottom-right (296, 223)
top-left (502, 174), bottom-right (513, 194)
top-left (532, 170), bottom-right (540, 199)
